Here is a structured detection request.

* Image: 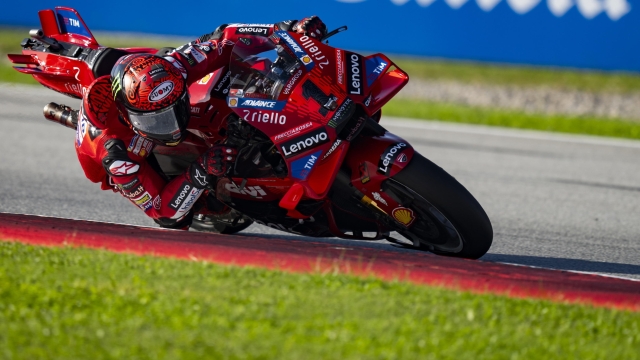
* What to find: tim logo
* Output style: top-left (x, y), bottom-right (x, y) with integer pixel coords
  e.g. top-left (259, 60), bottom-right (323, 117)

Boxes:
top-left (63, 17), bottom-right (81, 27)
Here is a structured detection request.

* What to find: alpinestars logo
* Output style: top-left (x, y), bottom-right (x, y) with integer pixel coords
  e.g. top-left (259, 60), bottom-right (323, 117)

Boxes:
top-left (108, 161), bottom-right (140, 176)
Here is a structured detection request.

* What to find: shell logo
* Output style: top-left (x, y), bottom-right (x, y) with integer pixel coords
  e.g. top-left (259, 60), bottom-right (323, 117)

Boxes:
top-left (228, 98), bottom-right (238, 107)
top-left (392, 207), bottom-right (416, 226)
top-left (301, 55), bottom-right (313, 65)
top-left (198, 73), bottom-right (213, 85)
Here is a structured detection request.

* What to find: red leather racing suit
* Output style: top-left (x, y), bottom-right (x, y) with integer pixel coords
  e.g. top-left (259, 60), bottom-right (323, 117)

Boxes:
top-left (75, 22), bottom-right (296, 228)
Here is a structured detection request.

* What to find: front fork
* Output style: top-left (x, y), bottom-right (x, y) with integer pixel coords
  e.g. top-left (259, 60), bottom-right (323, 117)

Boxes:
top-left (320, 122), bottom-right (418, 240)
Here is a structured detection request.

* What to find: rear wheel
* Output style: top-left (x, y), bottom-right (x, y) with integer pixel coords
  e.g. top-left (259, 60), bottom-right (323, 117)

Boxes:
top-left (388, 153), bottom-right (493, 259)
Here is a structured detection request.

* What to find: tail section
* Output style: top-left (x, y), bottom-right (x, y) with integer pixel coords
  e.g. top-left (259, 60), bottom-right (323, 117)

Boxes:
top-left (39, 7), bottom-right (99, 46)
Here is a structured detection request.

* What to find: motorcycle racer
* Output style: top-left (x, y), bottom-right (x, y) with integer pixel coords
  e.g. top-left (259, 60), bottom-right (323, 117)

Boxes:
top-left (73, 16), bottom-right (327, 229)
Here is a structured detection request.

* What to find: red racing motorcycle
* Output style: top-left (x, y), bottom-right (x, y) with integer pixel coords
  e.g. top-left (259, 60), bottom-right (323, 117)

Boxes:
top-left (9, 7), bottom-right (492, 258)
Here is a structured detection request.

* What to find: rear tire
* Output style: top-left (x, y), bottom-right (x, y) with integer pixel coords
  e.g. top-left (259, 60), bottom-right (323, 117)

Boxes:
top-left (390, 153), bottom-right (493, 259)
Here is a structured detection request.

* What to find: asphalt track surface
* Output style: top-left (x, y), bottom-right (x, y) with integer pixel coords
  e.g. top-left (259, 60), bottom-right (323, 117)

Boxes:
top-left (1, 83), bottom-right (640, 281)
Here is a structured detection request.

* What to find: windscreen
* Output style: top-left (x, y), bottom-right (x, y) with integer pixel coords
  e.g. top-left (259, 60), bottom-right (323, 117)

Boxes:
top-left (228, 38), bottom-right (304, 101)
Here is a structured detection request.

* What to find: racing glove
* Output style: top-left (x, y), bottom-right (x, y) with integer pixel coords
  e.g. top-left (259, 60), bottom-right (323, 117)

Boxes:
top-left (189, 145), bottom-right (237, 189)
top-left (293, 16), bottom-right (328, 39)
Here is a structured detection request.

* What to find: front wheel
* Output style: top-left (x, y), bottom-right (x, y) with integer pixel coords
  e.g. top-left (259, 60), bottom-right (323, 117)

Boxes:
top-left (388, 153), bottom-right (493, 259)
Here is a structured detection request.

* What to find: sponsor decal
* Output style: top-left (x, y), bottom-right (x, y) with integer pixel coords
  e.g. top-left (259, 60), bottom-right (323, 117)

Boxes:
top-left (364, 94), bottom-right (373, 107)
top-left (276, 31), bottom-right (314, 71)
top-left (56, 10), bottom-right (92, 37)
top-left (198, 73), bottom-right (213, 85)
top-left (277, 31), bottom-right (304, 54)
top-left (118, 178), bottom-right (139, 191)
top-left (283, 69), bottom-right (303, 95)
top-left (191, 106), bottom-right (200, 114)
top-left (346, 53), bottom-right (363, 95)
top-left (127, 135), bottom-right (154, 157)
top-left (149, 81), bottom-right (175, 102)
top-left (235, 26), bottom-right (270, 36)
top-left (75, 114), bottom-right (89, 146)
top-left (164, 56), bottom-right (187, 79)
top-left (169, 182), bottom-right (193, 210)
top-left (336, 49), bottom-right (345, 87)
top-left (64, 82), bottom-right (83, 96)
top-left (321, 139), bottom-right (342, 160)
top-left (328, 98), bottom-right (354, 128)
top-left (280, 128), bottom-right (330, 158)
top-left (372, 192), bottom-right (388, 206)
top-left (239, 23), bottom-right (273, 27)
top-left (213, 71), bottom-right (233, 95)
top-left (392, 207), bottom-right (416, 226)
top-left (193, 168), bottom-right (208, 187)
top-left (148, 68), bottom-right (165, 78)
top-left (378, 143), bottom-right (408, 176)
top-left (241, 110), bottom-right (287, 125)
top-left (237, 98), bottom-right (287, 110)
top-left (359, 162), bottom-right (371, 184)
top-left (344, 116), bottom-right (365, 142)
top-left (290, 150), bottom-right (322, 180)
top-left (181, 52), bottom-right (196, 66)
top-left (397, 153), bottom-right (408, 163)
top-left (274, 121), bottom-right (314, 141)
top-left (153, 195), bottom-right (162, 210)
top-left (197, 41), bottom-right (214, 53)
top-left (133, 192), bottom-right (153, 211)
top-left (218, 39), bottom-right (234, 55)
top-left (228, 98), bottom-right (239, 107)
top-left (229, 89), bottom-right (244, 97)
top-left (123, 184), bottom-right (145, 199)
top-left (239, 37), bottom-right (252, 46)
top-left (172, 187), bottom-right (203, 219)
top-left (299, 35), bottom-right (330, 70)
top-left (225, 183), bottom-right (267, 199)
top-left (64, 17), bottom-right (80, 28)
top-left (108, 161), bottom-right (140, 176)
top-left (365, 56), bottom-right (389, 87)
top-left (185, 46), bottom-right (206, 63)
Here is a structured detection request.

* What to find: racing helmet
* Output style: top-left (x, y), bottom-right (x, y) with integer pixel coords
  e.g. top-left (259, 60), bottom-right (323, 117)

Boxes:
top-left (110, 54), bottom-right (189, 146)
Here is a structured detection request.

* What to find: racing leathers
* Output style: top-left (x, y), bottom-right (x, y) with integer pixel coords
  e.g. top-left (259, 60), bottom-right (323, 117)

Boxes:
top-left (75, 20), bottom-right (309, 228)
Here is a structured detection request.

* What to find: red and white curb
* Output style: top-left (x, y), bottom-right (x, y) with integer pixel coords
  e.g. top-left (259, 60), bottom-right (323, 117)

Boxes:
top-left (1, 213), bottom-right (639, 311)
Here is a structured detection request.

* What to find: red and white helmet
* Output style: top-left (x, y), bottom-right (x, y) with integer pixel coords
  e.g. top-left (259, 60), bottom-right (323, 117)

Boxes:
top-left (111, 54), bottom-right (189, 146)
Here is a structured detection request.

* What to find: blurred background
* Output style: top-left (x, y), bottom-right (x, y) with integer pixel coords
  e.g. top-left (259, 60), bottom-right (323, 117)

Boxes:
top-left (1, 0), bottom-right (640, 137)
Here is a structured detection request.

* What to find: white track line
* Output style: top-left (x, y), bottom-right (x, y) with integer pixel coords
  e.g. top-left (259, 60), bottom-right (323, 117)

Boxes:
top-left (382, 116), bottom-right (640, 149)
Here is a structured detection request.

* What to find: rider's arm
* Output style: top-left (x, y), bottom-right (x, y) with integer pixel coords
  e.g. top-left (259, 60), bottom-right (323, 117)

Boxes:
top-left (165, 17), bottom-right (327, 86)
top-left (99, 136), bottom-right (206, 228)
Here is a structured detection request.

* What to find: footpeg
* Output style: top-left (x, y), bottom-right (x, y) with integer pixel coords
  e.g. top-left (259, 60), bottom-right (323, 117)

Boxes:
top-left (43, 102), bottom-right (78, 129)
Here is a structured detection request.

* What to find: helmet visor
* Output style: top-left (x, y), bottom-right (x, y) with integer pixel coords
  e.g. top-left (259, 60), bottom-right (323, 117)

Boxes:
top-left (128, 104), bottom-right (182, 140)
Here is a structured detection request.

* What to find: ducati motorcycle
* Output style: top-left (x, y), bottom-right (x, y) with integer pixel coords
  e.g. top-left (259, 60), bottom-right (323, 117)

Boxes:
top-left (9, 7), bottom-right (493, 258)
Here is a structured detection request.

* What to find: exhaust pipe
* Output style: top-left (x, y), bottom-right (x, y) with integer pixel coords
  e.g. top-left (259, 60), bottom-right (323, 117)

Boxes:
top-left (43, 103), bottom-right (78, 129)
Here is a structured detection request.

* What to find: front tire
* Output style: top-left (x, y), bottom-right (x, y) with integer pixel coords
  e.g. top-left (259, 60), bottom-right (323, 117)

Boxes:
top-left (389, 153), bottom-right (493, 259)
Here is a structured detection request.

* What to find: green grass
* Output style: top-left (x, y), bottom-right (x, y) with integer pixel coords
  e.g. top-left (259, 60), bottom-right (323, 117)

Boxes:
top-left (384, 99), bottom-right (640, 140)
top-left (394, 58), bottom-right (640, 94)
top-left (1, 241), bottom-right (639, 359)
